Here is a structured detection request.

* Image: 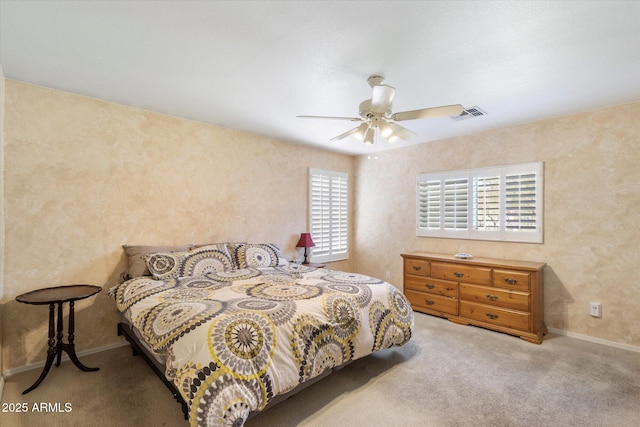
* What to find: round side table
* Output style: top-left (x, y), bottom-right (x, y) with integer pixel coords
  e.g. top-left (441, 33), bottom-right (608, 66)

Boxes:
top-left (15, 284), bottom-right (102, 394)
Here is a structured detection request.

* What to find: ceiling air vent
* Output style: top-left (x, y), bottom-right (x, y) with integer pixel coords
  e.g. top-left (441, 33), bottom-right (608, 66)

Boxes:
top-left (451, 106), bottom-right (487, 122)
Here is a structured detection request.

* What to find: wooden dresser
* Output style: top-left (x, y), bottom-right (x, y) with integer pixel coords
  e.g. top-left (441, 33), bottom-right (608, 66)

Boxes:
top-left (401, 252), bottom-right (546, 344)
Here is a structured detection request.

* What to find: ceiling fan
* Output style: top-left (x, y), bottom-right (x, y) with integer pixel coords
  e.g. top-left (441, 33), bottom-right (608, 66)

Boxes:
top-left (298, 75), bottom-right (465, 144)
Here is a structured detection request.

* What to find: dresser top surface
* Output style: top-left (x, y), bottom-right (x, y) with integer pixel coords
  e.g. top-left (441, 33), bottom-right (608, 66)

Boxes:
top-left (401, 252), bottom-right (546, 271)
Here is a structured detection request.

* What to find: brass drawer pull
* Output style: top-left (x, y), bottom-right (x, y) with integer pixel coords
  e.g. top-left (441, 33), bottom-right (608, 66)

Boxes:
top-left (424, 299), bottom-right (435, 305)
top-left (412, 265), bottom-right (422, 271)
top-left (504, 278), bottom-right (518, 285)
top-left (426, 284), bottom-right (435, 289)
top-left (486, 294), bottom-right (498, 301)
top-left (486, 313), bottom-right (499, 320)
top-left (454, 272), bottom-right (464, 278)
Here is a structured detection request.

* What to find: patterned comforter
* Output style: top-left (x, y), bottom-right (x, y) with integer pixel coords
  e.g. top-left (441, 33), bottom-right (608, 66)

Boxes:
top-left (109, 263), bottom-right (413, 427)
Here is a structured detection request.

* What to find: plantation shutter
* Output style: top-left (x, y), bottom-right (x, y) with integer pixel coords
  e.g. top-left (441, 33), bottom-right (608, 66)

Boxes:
top-left (309, 168), bottom-right (348, 262)
top-left (505, 172), bottom-right (538, 231)
top-left (416, 162), bottom-right (542, 243)
top-left (417, 180), bottom-right (441, 230)
top-left (444, 177), bottom-right (469, 230)
top-left (310, 172), bottom-right (331, 257)
top-left (473, 175), bottom-right (500, 230)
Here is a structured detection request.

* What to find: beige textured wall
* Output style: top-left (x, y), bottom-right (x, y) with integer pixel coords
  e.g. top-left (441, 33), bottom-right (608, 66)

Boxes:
top-left (1, 80), bottom-right (354, 370)
top-left (353, 102), bottom-right (640, 348)
top-left (2, 79), bottom-right (637, 373)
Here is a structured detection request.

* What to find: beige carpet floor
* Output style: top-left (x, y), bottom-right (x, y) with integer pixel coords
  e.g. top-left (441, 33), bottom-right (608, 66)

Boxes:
top-left (2, 313), bottom-right (639, 427)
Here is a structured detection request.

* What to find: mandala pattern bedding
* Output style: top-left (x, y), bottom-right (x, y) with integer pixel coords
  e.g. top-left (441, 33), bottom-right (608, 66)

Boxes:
top-left (109, 262), bottom-right (413, 427)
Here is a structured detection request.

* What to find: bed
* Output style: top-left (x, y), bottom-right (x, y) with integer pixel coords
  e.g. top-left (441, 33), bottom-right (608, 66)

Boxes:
top-left (108, 242), bottom-right (413, 427)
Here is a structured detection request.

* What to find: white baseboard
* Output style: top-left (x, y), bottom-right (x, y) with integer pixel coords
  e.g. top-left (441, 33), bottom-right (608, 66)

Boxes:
top-left (3, 340), bottom-right (129, 378)
top-left (547, 327), bottom-right (640, 353)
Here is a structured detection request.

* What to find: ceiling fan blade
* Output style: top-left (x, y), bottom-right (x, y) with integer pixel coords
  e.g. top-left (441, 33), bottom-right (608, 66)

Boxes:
top-left (370, 84), bottom-right (396, 114)
top-left (391, 104), bottom-right (465, 121)
top-left (330, 127), bottom-right (359, 141)
top-left (388, 122), bottom-right (417, 140)
top-left (297, 115), bottom-right (362, 121)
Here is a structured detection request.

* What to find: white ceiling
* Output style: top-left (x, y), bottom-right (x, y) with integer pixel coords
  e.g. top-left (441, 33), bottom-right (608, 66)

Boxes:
top-left (1, 1), bottom-right (639, 155)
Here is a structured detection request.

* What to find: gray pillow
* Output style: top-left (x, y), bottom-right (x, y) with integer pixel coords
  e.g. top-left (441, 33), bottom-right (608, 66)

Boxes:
top-left (123, 244), bottom-right (192, 279)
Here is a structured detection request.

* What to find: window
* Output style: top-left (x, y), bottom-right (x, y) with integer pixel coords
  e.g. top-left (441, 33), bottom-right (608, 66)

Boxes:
top-left (417, 162), bottom-right (543, 243)
top-left (309, 168), bottom-right (348, 262)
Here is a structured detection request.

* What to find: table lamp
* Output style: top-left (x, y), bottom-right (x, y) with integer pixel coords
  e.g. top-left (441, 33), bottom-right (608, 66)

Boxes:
top-left (296, 233), bottom-right (315, 264)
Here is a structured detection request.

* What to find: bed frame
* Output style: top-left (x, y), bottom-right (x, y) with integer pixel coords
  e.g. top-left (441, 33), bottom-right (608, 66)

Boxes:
top-left (117, 321), bottom-right (347, 421)
top-left (118, 322), bottom-right (189, 418)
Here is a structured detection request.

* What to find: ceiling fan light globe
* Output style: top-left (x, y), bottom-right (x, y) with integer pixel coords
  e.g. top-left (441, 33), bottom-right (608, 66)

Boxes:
top-left (364, 128), bottom-right (375, 144)
top-left (380, 123), bottom-right (393, 138)
top-left (355, 122), bottom-right (369, 140)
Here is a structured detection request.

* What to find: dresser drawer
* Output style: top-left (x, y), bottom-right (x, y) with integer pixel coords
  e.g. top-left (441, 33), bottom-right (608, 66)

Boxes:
top-left (431, 262), bottom-right (492, 285)
top-left (405, 290), bottom-right (458, 316)
top-left (404, 258), bottom-right (430, 276)
top-left (493, 269), bottom-right (530, 291)
top-left (459, 301), bottom-right (530, 332)
top-left (405, 275), bottom-right (458, 298)
top-left (459, 284), bottom-right (529, 312)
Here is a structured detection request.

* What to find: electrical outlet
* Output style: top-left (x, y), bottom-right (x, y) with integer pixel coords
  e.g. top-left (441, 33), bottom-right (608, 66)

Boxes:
top-left (385, 271), bottom-right (391, 279)
top-left (589, 302), bottom-right (602, 317)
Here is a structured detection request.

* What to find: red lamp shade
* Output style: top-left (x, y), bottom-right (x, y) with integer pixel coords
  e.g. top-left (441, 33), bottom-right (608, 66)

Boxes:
top-left (296, 233), bottom-right (316, 248)
top-left (296, 233), bottom-right (315, 264)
